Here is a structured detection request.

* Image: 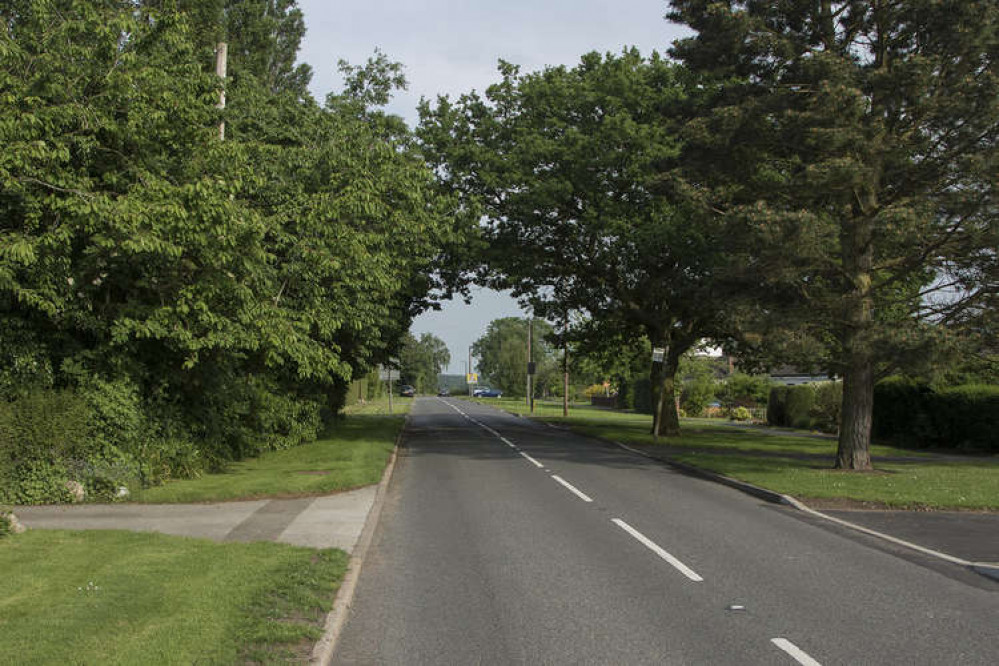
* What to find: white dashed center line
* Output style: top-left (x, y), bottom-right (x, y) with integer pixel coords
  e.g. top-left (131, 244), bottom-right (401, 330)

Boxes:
top-left (611, 518), bottom-right (703, 582)
top-left (551, 475), bottom-right (594, 502)
top-left (771, 638), bottom-right (822, 666)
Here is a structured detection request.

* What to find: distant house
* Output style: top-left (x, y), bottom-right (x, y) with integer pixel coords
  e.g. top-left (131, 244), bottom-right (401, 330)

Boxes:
top-left (769, 365), bottom-right (835, 386)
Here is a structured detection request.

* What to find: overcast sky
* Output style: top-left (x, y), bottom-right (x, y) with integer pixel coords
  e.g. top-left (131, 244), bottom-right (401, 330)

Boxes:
top-left (296, 0), bottom-right (690, 373)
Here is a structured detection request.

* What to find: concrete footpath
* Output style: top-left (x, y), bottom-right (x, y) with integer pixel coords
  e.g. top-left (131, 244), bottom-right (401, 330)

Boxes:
top-left (14, 485), bottom-right (377, 553)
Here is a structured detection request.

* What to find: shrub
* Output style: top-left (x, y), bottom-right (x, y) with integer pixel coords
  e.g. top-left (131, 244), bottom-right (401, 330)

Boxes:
top-left (809, 381), bottom-right (843, 434)
top-left (785, 384), bottom-right (817, 429)
top-left (717, 373), bottom-right (772, 408)
top-left (731, 406), bottom-right (752, 421)
top-left (872, 377), bottom-right (936, 446)
top-left (681, 376), bottom-right (715, 417)
top-left (0, 390), bottom-right (90, 504)
top-left (767, 385), bottom-right (789, 426)
top-left (933, 385), bottom-right (999, 452)
top-left (873, 378), bottom-right (998, 452)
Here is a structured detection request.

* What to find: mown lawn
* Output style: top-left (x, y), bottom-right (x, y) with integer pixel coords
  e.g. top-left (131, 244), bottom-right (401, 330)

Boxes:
top-left (135, 413), bottom-right (402, 503)
top-left (484, 402), bottom-right (997, 510)
top-left (2, 408), bottom-right (405, 663)
top-left (0, 530), bottom-right (348, 665)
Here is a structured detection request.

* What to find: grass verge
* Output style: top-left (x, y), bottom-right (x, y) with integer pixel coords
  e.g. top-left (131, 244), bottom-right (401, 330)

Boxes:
top-left (0, 529), bottom-right (348, 665)
top-left (506, 405), bottom-right (996, 511)
top-left (135, 413), bottom-right (402, 503)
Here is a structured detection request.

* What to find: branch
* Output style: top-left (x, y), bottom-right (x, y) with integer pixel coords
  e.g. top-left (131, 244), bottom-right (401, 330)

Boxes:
top-left (17, 177), bottom-right (94, 200)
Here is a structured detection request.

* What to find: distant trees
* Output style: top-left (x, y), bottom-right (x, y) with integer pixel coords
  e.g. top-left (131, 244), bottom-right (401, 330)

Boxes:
top-left (399, 333), bottom-right (450, 394)
top-left (471, 318), bottom-right (559, 398)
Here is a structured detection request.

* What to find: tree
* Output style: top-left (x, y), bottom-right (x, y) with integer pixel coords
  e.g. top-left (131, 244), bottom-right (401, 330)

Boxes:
top-left (420, 50), bottom-right (737, 436)
top-left (399, 332), bottom-right (450, 393)
top-left (471, 318), bottom-right (557, 398)
top-left (668, 0), bottom-right (998, 468)
top-left (1, 0), bottom-right (471, 470)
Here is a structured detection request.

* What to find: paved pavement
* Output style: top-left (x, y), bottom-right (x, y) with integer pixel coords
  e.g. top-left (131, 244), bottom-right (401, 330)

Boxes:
top-left (14, 485), bottom-right (377, 552)
top-left (333, 397), bottom-right (997, 665)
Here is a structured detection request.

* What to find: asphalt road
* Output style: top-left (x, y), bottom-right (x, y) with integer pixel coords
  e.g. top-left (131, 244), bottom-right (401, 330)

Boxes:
top-left (332, 398), bottom-right (998, 665)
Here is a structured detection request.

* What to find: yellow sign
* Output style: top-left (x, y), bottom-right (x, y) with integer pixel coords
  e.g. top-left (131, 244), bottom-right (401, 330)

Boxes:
top-left (466, 373), bottom-right (478, 384)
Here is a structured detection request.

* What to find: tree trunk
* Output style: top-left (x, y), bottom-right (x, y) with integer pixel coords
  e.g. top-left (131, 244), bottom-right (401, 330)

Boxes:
top-left (837, 347), bottom-right (874, 470)
top-left (658, 351), bottom-right (682, 437)
top-left (651, 350), bottom-right (681, 438)
top-left (836, 206), bottom-right (876, 470)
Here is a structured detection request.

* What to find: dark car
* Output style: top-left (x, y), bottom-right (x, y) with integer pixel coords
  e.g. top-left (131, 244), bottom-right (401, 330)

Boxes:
top-left (477, 388), bottom-right (503, 398)
top-left (437, 388), bottom-right (450, 397)
top-left (400, 385), bottom-right (416, 397)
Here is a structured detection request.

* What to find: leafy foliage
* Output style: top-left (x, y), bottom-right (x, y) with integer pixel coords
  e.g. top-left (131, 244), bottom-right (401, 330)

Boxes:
top-left (420, 50), bottom-right (740, 435)
top-left (471, 317), bottom-right (559, 398)
top-left (668, 0), bottom-right (999, 468)
top-left (1, 0), bottom-right (468, 501)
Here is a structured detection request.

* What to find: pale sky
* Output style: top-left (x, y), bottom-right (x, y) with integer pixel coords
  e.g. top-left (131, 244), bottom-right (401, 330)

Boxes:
top-left (296, 0), bottom-right (690, 372)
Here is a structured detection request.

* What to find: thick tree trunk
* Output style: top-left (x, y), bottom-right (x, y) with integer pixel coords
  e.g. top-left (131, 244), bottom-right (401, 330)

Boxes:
top-left (837, 347), bottom-right (874, 469)
top-left (651, 351), bottom-right (681, 438)
top-left (836, 205), bottom-right (876, 470)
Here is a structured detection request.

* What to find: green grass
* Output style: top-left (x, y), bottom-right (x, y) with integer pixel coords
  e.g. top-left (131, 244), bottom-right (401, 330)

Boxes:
top-left (135, 414), bottom-right (401, 503)
top-left (343, 395), bottom-right (414, 416)
top-left (0, 529), bottom-right (348, 665)
top-left (489, 405), bottom-right (997, 510)
top-left (671, 453), bottom-right (999, 510)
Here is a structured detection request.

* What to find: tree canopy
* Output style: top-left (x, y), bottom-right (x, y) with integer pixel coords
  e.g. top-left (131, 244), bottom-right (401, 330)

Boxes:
top-left (420, 49), bottom-right (741, 435)
top-left (668, 0), bottom-right (998, 468)
top-left (1, 0), bottom-right (469, 499)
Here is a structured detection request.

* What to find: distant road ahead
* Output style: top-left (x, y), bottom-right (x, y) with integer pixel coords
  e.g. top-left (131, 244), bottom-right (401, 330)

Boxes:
top-left (333, 398), bottom-right (997, 665)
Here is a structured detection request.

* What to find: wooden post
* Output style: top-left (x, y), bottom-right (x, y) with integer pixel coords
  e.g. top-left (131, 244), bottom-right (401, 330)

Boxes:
top-left (215, 42), bottom-right (227, 141)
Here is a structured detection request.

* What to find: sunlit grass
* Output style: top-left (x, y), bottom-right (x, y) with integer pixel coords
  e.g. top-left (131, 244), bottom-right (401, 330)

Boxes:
top-left (135, 414), bottom-right (401, 503)
top-left (0, 530), bottom-right (347, 665)
top-left (478, 400), bottom-right (996, 510)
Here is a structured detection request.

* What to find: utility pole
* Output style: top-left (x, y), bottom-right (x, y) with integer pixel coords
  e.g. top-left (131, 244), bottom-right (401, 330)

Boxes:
top-left (562, 316), bottom-right (569, 417)
top-left (524, 317), bottom-right (534, 413)
top-left (215, 42), bottom-right (228, 140)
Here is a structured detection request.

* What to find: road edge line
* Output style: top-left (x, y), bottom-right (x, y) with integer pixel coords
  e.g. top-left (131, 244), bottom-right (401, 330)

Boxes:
top-left (311, 412), bottom-right (407, 665)
top-left (607, 439), bottom-right (999, 582)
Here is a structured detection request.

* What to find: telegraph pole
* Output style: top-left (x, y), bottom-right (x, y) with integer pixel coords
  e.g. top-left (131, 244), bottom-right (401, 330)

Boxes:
top-left (215, 42), bottom-right (227, 140)
top-left (525, 317), bottom-right (534, 413)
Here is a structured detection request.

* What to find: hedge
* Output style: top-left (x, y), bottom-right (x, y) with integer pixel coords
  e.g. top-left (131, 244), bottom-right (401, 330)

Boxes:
top-left (874, 378), bottom-right (999, 452)
top-left (766, 382), bottom-right (842, 434)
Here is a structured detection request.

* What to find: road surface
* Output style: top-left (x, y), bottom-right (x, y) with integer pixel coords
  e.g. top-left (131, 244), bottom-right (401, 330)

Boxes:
top-left (333, 398), bottom-right (997, 665)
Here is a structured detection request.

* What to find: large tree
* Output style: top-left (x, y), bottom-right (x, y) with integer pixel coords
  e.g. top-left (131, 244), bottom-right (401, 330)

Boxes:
top-left (1, 0), bottom-right (469, 463)
top-left (420, 50), bottom-right (737, 435)
top-left (399, 332), bottom-right (451, 394)
top-left (667, 0), bottom-right (998, 468)
top-left (471, 317), bottom-right (559, 398)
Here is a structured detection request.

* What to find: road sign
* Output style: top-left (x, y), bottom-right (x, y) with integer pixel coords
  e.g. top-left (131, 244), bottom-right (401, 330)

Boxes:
top-left (378, 365), bottom-right (397, 381)
top-left (466, 373), bottom-right (478, 384)
top-left (652, 347), bottom-right (665, 363)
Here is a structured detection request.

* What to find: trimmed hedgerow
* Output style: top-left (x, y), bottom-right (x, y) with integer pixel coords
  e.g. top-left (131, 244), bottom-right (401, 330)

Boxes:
top-left (873, 379), bottom-right (999, 452)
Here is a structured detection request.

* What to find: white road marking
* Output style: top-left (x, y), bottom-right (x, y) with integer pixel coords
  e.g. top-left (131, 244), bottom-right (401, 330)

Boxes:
top-left (771, 638), bottom-right (822, 666)
top-left (611, 519), bottom-right (703, 582)
top-left (552, 475), bottom-right (594, 502)
top-left (518, 451), bottom-right (545, 468)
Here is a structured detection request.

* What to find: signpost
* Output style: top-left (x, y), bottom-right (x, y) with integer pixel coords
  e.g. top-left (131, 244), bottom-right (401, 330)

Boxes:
top-left (378, 360), bottom-right (399, 413)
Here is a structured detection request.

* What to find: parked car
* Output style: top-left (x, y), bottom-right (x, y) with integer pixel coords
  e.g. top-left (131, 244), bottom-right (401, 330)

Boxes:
top-left (477, 388), bottom-right (503, 398)
top-left (400, 385), bottom-right (416, 397)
